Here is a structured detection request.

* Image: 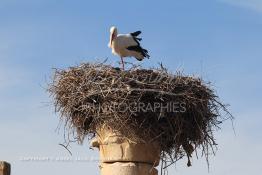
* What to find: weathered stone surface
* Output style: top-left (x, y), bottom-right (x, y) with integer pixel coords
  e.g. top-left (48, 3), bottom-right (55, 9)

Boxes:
top-left (91, 126), bottom-right (161, 166)
top-left (99, 141), bottom-right (160, 166)
top-left (100, 162), bottom-right (158, 175)
top-left (0, 161), bottom-right (11, 175)
top-left (91, 126), bottom-right (161, 175)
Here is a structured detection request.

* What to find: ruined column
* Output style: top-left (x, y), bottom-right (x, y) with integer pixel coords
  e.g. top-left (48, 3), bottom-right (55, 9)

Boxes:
top-left (91, 126), bottom-right (160, 175)
top-left (0, 161), bottom-right (11, 175)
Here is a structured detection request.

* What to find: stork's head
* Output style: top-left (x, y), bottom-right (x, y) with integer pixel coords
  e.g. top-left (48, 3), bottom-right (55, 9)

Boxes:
top-left (108, 26), bottom-right (117, 48)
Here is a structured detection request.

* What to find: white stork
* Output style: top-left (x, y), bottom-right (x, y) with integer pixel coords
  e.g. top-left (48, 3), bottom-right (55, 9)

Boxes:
top-left (108, 26), bottom-right (150, 70)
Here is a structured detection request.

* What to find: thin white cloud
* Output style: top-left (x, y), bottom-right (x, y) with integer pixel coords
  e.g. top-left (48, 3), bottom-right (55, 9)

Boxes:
top-left (218, 0), bottom-right (262, 13)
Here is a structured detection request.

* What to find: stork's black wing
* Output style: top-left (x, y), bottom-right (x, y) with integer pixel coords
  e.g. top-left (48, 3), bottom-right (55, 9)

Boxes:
top-left (126, 45), bottom-right (150, 60)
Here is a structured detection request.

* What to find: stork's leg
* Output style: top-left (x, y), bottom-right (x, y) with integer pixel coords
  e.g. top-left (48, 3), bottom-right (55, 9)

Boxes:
top-left (121, 57), bottom-right (125, 70)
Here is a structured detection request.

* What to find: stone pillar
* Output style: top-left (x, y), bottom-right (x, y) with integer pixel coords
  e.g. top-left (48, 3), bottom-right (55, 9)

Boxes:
top-left (0, 161), bottom-right (11, 175)
top-left (91, 126), bottom-right (160, 175)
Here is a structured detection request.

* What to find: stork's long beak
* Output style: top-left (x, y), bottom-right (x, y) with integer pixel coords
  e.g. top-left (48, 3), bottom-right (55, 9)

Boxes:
top-left (108, 33), bottom-right (113, 48)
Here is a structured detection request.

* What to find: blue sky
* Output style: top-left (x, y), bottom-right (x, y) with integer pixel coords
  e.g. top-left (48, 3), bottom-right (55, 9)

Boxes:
top-left (0, 0), bottom-right (261, 174)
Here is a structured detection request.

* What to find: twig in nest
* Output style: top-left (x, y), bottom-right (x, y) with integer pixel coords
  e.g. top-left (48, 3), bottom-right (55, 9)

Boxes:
top-left (59, 143), bottom-right (72, 156)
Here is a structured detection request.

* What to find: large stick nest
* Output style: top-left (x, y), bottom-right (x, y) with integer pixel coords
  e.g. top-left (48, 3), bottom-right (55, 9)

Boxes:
top-left (48, 62), bottom-right (232, 167)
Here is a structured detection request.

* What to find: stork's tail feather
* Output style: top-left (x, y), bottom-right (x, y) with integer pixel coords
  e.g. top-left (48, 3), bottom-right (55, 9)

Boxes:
top-left (143, 48), bottom-right (150, 59)
top-left (128, 30), bottom-right (149, 60)
top-left (131, 31), bottom-right (141, 37)
top-left (131, 31), bottom-right (142, 44)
